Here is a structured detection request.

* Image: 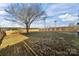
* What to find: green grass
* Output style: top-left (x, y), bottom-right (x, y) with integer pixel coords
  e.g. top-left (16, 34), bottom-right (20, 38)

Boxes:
top-left (24, 32), bottom-right (79, 43)
top-left (23, 32), bottom-right (79, 55)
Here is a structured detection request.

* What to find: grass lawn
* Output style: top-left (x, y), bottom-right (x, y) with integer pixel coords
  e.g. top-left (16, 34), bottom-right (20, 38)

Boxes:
top-left (22, 32), bottom-right (79, 56)
top-left (0, 32), bottom-right (79, 56)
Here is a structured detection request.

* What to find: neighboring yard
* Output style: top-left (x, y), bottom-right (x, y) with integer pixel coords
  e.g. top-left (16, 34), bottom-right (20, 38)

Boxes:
top-left (0, 31), bottom-right (79, 56)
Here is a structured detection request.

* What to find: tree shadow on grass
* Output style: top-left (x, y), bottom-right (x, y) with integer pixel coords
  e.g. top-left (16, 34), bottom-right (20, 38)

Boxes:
top-left (0, 40), bottom-right (33, 56)
top-left (0, 36), bottom-right (5, 46)
top-left (0, 34), bottom-right (6, 46)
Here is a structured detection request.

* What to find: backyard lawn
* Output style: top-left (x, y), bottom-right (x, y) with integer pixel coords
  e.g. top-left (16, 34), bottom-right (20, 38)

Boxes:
top-left (0, 32), bottom-right (79, 56)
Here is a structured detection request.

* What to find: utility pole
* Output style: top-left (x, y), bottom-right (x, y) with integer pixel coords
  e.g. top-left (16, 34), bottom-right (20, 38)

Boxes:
top-left (77, 14), bottom-right (79, 35)
top-left (43, 16), bottom-right (47, 29)
top-left (41, 14), bottom-right (48, 31)
top-left (54, 20), bottom-right (57, 31)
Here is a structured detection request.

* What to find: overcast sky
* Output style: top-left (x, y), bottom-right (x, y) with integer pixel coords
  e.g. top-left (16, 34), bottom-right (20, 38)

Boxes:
top-left (0, 3), bottom-right (79, 28)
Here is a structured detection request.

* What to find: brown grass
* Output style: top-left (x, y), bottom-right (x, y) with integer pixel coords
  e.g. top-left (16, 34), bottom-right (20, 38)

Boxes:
top-left (0, 33), bottom-right (29, 49)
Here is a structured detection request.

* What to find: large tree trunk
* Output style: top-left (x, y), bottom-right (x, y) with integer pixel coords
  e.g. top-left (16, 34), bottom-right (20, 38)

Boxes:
top-left (25, 23), bottom-right (30, 34)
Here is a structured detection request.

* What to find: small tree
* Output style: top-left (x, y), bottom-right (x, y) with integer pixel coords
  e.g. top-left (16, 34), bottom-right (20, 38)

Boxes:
top-left (5, 3), bottom-right (46, 33)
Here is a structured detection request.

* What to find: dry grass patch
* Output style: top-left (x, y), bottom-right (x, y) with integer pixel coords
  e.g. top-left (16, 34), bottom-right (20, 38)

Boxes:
top-left (0, 33), bottom-right (29, 49)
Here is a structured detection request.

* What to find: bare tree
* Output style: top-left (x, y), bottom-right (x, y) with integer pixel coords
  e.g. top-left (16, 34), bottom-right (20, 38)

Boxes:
top-left (4, 3), bottom-right (46, 33)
